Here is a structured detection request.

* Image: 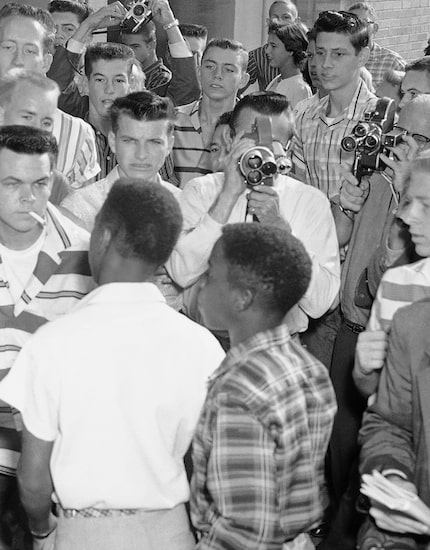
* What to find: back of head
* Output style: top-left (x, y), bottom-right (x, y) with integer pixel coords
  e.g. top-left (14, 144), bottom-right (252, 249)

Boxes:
top-left (347, 2), bottom-right (377, 22)
top-left (97, 178), bottom-right (183, 266)
top-left (220, 223), bottom-right (312, 315)
top-left (268, 20), bottom-right (309, 68)
top-left (0, 3), bottom-right (56, 54)
top-left (85, 42), bottom-right (135, 79)
top-left (405, 56), bottom-right (430, 77)
top-left (0, 125), bottom-right (58, 167)
top-left (110, 90), bottom-right (175, 134)
top-left (48, 0), bottom-right (89, 24)
top-left (202, 38), bottom-right (249, 72)
top-left (230, 91), bottom-right (291, 133)
top-left (179, 23), bottom-right (208, 40)
top-left (0, 69), bottom-right (59, 108)
top-left (121, 20), bottom-right (156, 43)
top-left (312, 10), bottom-right (369, 53)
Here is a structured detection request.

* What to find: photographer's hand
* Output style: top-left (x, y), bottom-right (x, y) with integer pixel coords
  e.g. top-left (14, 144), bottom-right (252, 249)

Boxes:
top-left (148, 0), bottom-right (176, 26)
top-left (72, 1), bottom-right (126, 44)
top-left (380, 134), bottom-right (419, 195)
top-left (339, 168), bottom-right (370, 213)
top-left (247, 185), bottom-right (291, 230)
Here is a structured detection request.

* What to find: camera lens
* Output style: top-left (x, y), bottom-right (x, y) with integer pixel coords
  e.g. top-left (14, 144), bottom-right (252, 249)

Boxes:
top-left (354, 123), bottom-right (368, 138)
top-left (341, 136), bottom-right (357, 152)
top-left (247, 154), bottom-right (263, 169)
top-left (133, 4), bottom-right (145, 16)
top-left (261, 160), bottom-right (277, 176)
top-left (364, 134), bottom-right (380, 150)
top-left (247, 170), bottom-right (262, 185)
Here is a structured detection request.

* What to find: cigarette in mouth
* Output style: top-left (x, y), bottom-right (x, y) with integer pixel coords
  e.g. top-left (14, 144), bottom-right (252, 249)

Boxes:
top-left (28, 211), bottom-right (47, 227)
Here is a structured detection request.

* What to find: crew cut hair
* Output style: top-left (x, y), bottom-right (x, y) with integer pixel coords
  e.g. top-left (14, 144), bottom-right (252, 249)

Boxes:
top-left (220, 223), bottom-right (312, 315)
top-left (110, 91), bottom-right (176, 134)
top-left (0, 3), bottom-right (56, 55)
top-left (405, 56), bottom-right (430, 76)
top-left (179, 23), bottom-right (208, 39)
top-left (0, 70), bottom-right (59, 107)
top-left (202, 38), bottom-right (249, 72)
top-left (230, 91), bottom-right (292, 133)
top-left (98, 178), bottom-right (183, 265)
top-left (48, 0), bottom-right (89, 23)
top-left (85, 42), bottom-right (135, 79)
top-left (0, 125), bottom-right (58, 168)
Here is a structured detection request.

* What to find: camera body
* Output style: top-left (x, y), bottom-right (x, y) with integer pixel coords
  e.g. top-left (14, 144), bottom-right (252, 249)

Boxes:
top-left (340, 97), bottom-right (396, 179)
top-left (123, 0), bottom-right (152, 32)
top-left (238, 116), bottom-right (291, 187)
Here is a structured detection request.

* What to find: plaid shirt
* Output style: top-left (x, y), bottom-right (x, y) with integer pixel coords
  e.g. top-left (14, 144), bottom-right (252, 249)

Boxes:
top-left (191, 324), bottom-right (336, 550)
top-left (293, 81), bottom-right (376, 198)
top-left (247, 44), bottom-right (279, 90)
top-left (366, 42), bottom-right (405, 89)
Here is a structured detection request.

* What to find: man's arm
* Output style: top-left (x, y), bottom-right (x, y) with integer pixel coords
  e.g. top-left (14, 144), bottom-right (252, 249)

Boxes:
top-left (17, 426), bottom-right (55, 537)
top-left (194, 403), bottom-right (285, 550)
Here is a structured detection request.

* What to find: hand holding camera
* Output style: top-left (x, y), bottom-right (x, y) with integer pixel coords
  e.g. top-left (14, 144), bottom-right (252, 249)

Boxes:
top-left (339, 167), bottom-right (370, 214)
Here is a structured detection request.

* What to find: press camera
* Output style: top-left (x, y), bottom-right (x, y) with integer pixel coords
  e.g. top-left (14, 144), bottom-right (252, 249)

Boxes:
top-left (340, 97), bottom-right (397, 180)
top-left (123, 0), bottom-right (152, 32)
top-left (239, 116), bottom-right (291, 187)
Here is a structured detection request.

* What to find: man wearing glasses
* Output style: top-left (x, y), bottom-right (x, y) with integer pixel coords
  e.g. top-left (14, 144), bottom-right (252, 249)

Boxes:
top-left (348, 2), bottom-right (405, 89)
top-left (398, 57), bottom-right (430, 110)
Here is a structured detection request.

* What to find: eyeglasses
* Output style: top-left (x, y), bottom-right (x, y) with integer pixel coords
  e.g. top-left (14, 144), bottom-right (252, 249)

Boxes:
top-left (393, 125), bottom-right (430, 146)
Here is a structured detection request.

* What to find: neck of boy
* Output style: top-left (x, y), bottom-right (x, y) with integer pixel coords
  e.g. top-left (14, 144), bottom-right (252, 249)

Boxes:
top-left (326, 76), bottom-right (361, 117)
top-left (229, 310), bottom-right (285, 348)
top-left (89, 107), bottom-right (111, 137)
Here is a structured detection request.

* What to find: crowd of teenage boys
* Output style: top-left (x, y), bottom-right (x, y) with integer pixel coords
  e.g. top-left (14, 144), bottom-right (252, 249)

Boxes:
top-left (0, 0), bottom-right (428, 548)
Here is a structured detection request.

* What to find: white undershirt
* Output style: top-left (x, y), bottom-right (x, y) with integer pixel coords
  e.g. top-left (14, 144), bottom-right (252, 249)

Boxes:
top-left (0, 231), bottom-right (46, 303)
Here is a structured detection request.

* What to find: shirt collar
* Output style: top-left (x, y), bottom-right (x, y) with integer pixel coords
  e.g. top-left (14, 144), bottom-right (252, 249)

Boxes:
top-left (76, 282), bottom-right (166, 310)
top-left (308, 80), bottom-right (372, 122)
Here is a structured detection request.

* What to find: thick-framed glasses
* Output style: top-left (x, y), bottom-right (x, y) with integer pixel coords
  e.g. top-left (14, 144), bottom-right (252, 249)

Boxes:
top-left (393, 125), bottom-right (430, 146)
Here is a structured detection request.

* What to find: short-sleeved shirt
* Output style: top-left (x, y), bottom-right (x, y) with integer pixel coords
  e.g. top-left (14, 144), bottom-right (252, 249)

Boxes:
top-left (366, 42), bottom-right (406, 89)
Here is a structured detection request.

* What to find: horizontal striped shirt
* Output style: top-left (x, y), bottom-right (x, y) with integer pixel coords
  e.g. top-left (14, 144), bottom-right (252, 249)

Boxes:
top-left (366, 42), bottom-right (406, 89)
top-left (293, 81), bottom-right (376, 198)
top-left (0, 204), bottom-right (93, 476)
top-left (191, 323), bottom-right (336, 549)
top-left (367, 257), bottom-right (430, 332)
top-left (173, 99), bottom-right (213, 188)
top-left (53, 108), bottom-right (100, 188)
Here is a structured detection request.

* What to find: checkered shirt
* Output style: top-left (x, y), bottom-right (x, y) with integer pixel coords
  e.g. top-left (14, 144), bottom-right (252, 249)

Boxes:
top-left (292, 81), bottom-right (377, 198)
top-left (191, 324), bottom-right (336, 550)
top-left (366, 42), bottom-right (406, 89)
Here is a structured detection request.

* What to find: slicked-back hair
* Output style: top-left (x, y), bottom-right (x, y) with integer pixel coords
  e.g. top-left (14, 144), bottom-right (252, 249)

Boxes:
top-left (0, 3), bottom-right (56, 55)
top-left (220, 223), bottom-right (312, 315)
top-left (405, 56), bottom-right (430, 77)
top-left (179, 23), bottom-right (208, 39)
top-left (85, 42), bottom-right (135, 79)
top-left (110, 91), bottom-right (176, 134)
top-left (0, 125), bottom-right (58, 168)
top-left (202, 38), bottom-right (249, 72)
top-left (121, 20), bottom-right (156, 43)
top-left (0, 70), bottom-right (59, 107)
top-left (48, 0), bottom-right (89, 23)
top-left (312, 10), bottom-right (369, 53)
top-left (230, 91), bottom-right (292, 134)
top-left (97, 178), bottom-right (183, 265)
top-left (268, 21), bottom-right (309, 68)
top-left (347, 2), bottom-right (377, 22)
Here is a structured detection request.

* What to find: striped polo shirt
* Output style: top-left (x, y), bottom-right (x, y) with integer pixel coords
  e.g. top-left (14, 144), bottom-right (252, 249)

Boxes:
top-left (53, 108), bottom-right (100, 188)
top-left (368, 257), bottom-right (430, 333)
top-left (172, 99), bottom-right (213, 188)
top-left (0, 204), bottom-right (93, 476)
top-left (293, 81), bottom-right (376, 198)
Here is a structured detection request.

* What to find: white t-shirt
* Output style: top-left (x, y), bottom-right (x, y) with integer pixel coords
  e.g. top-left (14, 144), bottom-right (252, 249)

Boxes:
top-left (266, 74), bottom-right (312, 109)
top-left (0, 283), bottom-right (225, 510)
top-left (0, 230), bottom-right (46, 303)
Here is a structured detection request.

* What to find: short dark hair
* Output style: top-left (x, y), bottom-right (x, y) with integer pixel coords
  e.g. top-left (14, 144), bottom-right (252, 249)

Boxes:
top-left (215, 110), bottom-right (233, 130)
top-left (110, 91), bottom-right (176, 134)
top-left (268, 21), bottom-right (309, 68)
top-left (202, 38), bottom-right (248, 72)
top-left (121, 20), bottom-right (156, 43)
top-left (0, 3), bottom-right (56, 55)
top-left (0, 125), bottom-right (58, 168)
top-left (405, 56), bottom-right (430, 76)
top-left (312, 10), bottom-right (369, 53)
top-left (220, 223), bottom-right (312, 315)
top-left (0, 70), bottom-right (59, 107)
top-left (347, 2), bottom-right (377, 22)
top-left (48, 0), bottom-right (89, 23)
top-left (85, 42), bottom-right (135, 79)
top-left (230, 91), bottom-right (292, 134)
top-left (97, 178), bottom-right (182, 265)
top-left (179, 23), bottom-right (208, 39)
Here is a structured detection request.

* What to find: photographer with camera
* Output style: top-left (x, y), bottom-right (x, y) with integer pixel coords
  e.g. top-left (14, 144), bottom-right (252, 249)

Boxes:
top-left (167, 91), bottom-right (340, 337)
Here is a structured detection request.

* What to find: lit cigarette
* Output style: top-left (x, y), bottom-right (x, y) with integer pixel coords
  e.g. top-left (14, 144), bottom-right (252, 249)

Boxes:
top-left (28, 211), bottom-right (47, 227)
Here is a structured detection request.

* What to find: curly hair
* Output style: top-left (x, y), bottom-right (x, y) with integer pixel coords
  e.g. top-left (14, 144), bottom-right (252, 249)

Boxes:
top-left (220, 223), bottom-right (312, 315)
